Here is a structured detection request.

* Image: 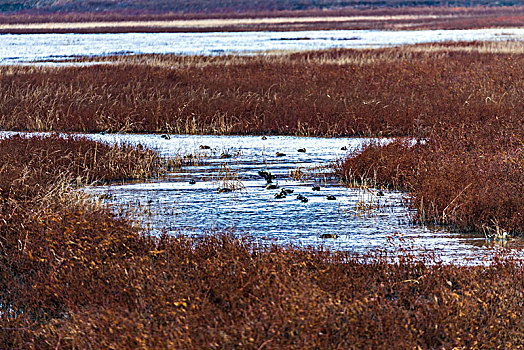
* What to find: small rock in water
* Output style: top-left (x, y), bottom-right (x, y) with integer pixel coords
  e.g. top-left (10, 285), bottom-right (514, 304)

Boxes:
top-left (276, 152), bottom-right (286, 157)
top-left (341, 146), bottom-right (348, 151)
top-left (297, 148), bottom-right (306, 153)
top-left (377, 190), bottom-right (384, 196)
top-left (326, 195), bottom-right (336, 200)
top-left (320, 233), bottom-right (338, 239)
top-left (161, 134), bottom-right (171, 140)
top-left (266, 184), bottom-right (278, 190)
top-left (99, 131), bottom-right (106, 135)
top-left (312, 185), bottom-right (321, 191)
top-left (189, 179), bottom-right (196, 185)
top-left (200, 145), bottom-right (211, 150)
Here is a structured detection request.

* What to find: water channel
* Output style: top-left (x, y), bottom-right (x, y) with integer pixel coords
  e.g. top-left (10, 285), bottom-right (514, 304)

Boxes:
top-left (61, 132), bottom-right (521, 264)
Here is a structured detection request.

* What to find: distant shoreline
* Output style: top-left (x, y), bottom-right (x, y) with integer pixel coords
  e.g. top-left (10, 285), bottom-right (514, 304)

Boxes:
top-left (1, 6), bottom-right (523, 33)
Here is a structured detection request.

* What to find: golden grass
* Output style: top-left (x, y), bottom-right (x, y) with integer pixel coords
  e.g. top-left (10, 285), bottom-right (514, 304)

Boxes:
top-left (0, 14), bottom-right (460, 30)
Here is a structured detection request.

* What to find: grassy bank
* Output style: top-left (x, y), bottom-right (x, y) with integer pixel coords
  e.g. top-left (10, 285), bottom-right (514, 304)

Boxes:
top-left (1, 42), bottom-right (523, 136)
top-left (336, 122), bottom-right (524, 236)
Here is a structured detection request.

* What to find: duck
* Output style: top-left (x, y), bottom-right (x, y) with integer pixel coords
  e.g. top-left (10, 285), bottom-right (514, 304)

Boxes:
top-left (275, 191), bottom-right (286, 199)
top-left (326, 195), bottom-right (336, 200)
top-left (220, 152), bottom-right (232, 159)
top-left (312, 185), bottom-right (321, 191)
top-left (266, 184), bottom-right (278, 190)
top-left (296, 194), bottom-right (309, 203)
top-left (297, 148), bottom-right (306, 153)
top-left (262, 136), bottom-right (268, 140)
top-left (320, 233), bottom-right (338, 239)
top-left (218, 188), bottom-right (233, 193)
top-left (199, 145), bottom-right (211, 150)
top-left (276, 152), bottom-right (286, 157)
top-left (258, 170), bottom-right (275, 183)
top-left (340, 146), bottom-right (348, 151)
top-left (282, 188), bottom-right (294, 194)
top-left (189, 179), bottom-right (196, 185)
top-left (161, 134), bottom-right (171, 140)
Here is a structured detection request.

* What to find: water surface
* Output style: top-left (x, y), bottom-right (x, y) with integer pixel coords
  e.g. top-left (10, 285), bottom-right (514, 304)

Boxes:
top-left (74, 133), bottom-right (522, 264)
top-left (1, 28), bottom-right (524, 64)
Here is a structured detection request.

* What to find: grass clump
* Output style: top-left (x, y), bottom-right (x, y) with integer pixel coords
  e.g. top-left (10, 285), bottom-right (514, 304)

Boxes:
top-left (336, 122), bottom-right (524, 236)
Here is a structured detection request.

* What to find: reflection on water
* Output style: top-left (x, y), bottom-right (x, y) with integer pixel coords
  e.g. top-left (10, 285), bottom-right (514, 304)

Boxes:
top-left (1, 28), bottom-right (524, 64)
top-left (73, 133), bottom-right (523, 264)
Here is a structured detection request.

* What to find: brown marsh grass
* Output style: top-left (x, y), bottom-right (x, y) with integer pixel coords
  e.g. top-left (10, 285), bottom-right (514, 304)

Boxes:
top-left (2, 42), bottom-right (523, 137)
top-left (336, 122), bottom-right (524, 236)
top-left (0, 102), bottom-right (523, 348)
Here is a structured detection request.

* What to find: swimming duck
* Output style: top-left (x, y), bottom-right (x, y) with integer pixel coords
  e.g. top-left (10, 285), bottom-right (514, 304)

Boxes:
top-left (189, 179), bottom-right (196, 185)
top-left (266, 184), bottom-right (278, 190)
top-left (200, 145), bottom-right (211, 150)
top-left (340, 146), bottom-right (347, 151)
top-left (276, 152), bottom-right (286, 157)
top-left (297, 148), bottom-right (306, 153)
top-left (161, 134), bottom-right (171, 140)
top-left (312, 185), bottom-right (321, 191)
top-left (320, 233), bottom-right (338, 239)
top-left (296, 194), bottom-right (309, 203)
top-left (326, 195), bottom-right (336, 200)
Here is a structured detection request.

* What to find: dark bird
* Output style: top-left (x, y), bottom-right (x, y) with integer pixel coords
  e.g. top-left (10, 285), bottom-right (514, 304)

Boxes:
top-left (297, 148), bottom-right (306, 153)
top-left (296, 194), bottom-right (309, 203)
top-left (275, 191), bottom-right (286, 199)
top-left (262, 136), bottom-right (268, 140)
top-left (218, 188), bottom-right (233, 193)
top-left (326, 195), bottom-right (336, 200)
top-left (340, 146), bottom-right (347, 151)
top-left (200, 145), bottom-right (211, 150)
top-left (312, 185), bottom-right (321, 191)
top-left (276, 152), bottom-right (286, 157)
top-left (189, 179), bottom-right (196, 185)
top-left (266, 184), bottom-right (278, 190)
top-left (282, 188), bottom-right (294, 194)
top-left (161, 134), bottom-right (171, 140)
top-left (258, 170), bottom-right (275, 183)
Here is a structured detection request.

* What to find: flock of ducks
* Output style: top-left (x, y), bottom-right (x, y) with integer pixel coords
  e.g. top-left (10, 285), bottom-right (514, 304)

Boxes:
top-left (180, 135), bottom-right (348, 239)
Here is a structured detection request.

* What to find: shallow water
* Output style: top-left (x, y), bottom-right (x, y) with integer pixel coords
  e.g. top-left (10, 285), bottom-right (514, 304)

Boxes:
top-left (57, 133), bottom-right (519, 264)
top-left (1, 28), bottom-right (524, 64)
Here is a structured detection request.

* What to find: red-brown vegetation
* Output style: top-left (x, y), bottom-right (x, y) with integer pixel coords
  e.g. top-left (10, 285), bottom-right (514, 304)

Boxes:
top-left (2, 6), bottom-right (524, 33)
top-left (0, 94), bottom-right (523, 348)
top-left (336, 122), bottom-right (524, 235)
top-left (1, 44), bottom-right (523, 137)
